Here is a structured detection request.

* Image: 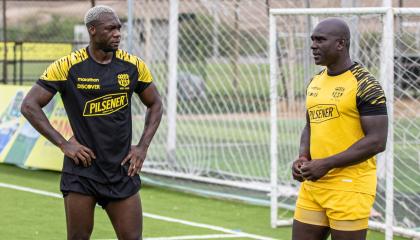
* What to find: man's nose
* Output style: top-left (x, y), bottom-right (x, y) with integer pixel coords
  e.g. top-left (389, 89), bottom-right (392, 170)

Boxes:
top-left (113, 29), bottom-right (121, 38)
top-left (311, 41), bottom-right (317, 49)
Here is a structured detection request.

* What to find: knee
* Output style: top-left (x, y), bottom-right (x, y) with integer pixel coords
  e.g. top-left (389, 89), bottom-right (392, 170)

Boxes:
top-left (118, 232), bottom-right (142, 240)
top-left (67, 230), bottom-right (92, 240)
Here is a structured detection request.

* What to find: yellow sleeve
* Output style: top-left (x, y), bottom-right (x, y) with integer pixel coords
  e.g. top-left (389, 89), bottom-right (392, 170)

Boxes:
top-left (137, 61), bottom-right (153, 83)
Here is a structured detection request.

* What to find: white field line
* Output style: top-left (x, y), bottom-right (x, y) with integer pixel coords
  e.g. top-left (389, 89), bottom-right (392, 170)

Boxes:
top-left (0, 182), bottom-right (279, 240)
top-left (0, 182), bottom-right (62, 198)
top-left (143, 212), bottom-right (277, 240)
top-left (144, 233), bottom-right (240, 240)
top-left (94, 234), bottom-right (239, 240)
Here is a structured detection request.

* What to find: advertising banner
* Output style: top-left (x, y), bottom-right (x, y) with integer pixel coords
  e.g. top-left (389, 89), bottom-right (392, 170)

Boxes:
top-left (0, 42), bottom-right (73, 61)
top-left (0, 85), bottom-right (68, 171)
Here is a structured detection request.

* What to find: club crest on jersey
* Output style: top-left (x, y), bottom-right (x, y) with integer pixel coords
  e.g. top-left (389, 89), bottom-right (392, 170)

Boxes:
top-left (332, 87), bottom-right (345, 98)
top-left (118, 73), bottom-right (130, 90)
top-left (308, 104), bottom-right (340, 123)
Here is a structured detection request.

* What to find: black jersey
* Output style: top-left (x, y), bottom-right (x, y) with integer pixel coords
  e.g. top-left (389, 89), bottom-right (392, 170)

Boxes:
top-left (37, 47), bottom-right (152, 183)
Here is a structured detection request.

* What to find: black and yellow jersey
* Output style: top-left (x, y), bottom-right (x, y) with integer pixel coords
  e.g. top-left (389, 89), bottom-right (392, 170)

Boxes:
top-left (37, 47), bottom-right (152, 184)
top-left (304, 63), bottom-right (387, 195)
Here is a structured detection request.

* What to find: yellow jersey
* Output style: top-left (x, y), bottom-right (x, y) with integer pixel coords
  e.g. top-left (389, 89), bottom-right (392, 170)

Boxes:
top-left (304, 63), bottom-right (387, 195)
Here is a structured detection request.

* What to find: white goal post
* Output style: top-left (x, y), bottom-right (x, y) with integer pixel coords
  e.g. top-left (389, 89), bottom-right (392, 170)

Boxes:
top-left (269, 7), bottom-right (420, 240)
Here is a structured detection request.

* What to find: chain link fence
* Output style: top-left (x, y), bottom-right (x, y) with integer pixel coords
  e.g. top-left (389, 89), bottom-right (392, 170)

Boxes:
top-left (391, 11), bottom-right (420, 233)
top-left (270, 6), bottom-right (420, 238)
top-left (0, 0), bottom-right (419, 236)
top-left (0, 0), bottom-right (418, 85)
top-left (0, 0), bottom-right (127, 84)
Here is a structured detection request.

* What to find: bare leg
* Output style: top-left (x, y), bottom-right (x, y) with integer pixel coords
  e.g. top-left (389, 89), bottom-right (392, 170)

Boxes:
top-left (64, 192), bottom-right (96, 240)
top-left (105, 193), bottom-right (142, 240)
top-left (331, 229), bottom-right (367, 240)
top-left (292, 219), bottom-right (330, 240)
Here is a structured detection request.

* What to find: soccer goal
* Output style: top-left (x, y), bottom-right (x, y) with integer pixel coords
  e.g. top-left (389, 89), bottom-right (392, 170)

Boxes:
top-left (269, 7), bottom-right (420, 239)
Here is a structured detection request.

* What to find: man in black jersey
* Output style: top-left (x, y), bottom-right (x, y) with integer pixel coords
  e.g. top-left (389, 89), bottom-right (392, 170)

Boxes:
top-left (20, 5), bottom-right (162, 240)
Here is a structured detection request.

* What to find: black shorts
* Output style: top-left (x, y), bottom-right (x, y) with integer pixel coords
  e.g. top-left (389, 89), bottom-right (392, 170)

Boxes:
top-left (60, 172), bottom-right (141, 208)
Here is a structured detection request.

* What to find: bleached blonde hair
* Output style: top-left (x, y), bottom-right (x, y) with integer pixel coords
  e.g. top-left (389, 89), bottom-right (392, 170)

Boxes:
top-left (84, 5), bottom-right (116, 26)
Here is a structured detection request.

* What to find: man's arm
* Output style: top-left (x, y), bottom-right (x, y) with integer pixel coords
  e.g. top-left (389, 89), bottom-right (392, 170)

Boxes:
top-left (21, 85), bottom-right (66, 148)
top-left (300, 114), bottom-right (388, 181)
top-left (21, 84), bottom-right (95, 167)
top-left (122, 83), bottom-right (163, 176)
top-left (292, 113), bottom-right (311, 182)
top-left (298, 113), bottom-right (311, 159)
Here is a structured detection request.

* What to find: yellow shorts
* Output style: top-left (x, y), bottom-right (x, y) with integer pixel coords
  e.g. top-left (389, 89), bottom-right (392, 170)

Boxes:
top-left (294, 183), bottom-right (375, 231)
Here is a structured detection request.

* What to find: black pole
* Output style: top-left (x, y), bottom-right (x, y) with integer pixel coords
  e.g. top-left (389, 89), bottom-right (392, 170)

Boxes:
top-left (19, 42), bottom-right (22, 85)
top-left (90, 0), bottom-right (95, 7)
top-left (13, 42), bottom-right (16, 85)
top-left (2, 0), bottom-right (7, 84)
top-left (232, 0), bottom-right (240, 88)
top-left (265, 0), bottom-right (269, 17)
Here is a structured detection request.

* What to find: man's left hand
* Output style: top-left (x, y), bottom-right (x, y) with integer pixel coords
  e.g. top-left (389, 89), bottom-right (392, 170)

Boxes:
top-left (300, 159), bottom-right (330, 181)
top-left (121, 145), bottom-right (147, 176)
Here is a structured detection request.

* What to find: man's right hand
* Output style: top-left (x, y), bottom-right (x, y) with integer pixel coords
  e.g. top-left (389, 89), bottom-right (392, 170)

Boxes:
top-left (60, 136), bottom-right (96, 167)
top-left (292, 156), bottom-right (310, 182)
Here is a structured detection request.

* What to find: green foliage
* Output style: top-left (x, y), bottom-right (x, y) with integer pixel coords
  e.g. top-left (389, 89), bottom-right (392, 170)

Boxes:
top-left (6, 15), bottom-right (81, 42)
top-left (240, 30), bottom-right (268, 56)
top-left (179, 13), bottom-right (213, 63)
top-left (178, 13), bottom-right (267, 63)
top-left (358, 31), bottom-right (381, 69)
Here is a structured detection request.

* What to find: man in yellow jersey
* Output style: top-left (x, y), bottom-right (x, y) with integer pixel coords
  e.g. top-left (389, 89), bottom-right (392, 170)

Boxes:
top-left (21, 5), bottom-right (163, 240)
top-left (291, 18), bottom-right (388, 240)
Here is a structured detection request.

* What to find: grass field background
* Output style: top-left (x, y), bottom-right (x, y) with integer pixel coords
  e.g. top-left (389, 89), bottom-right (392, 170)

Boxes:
top-left (0, 164), bottom-right (409, 240)
top-left (141, 116), bottom-right (420, 192)
top-left (2, 59), bottom-right (418, 239)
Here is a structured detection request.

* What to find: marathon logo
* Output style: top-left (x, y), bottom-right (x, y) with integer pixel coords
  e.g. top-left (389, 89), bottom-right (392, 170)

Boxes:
top-left (308, 104), bottom-right (340, 123)
top-left (83, 93), bottom-right (128, 116)
top-left (77, 77), bottom-right (99, 82)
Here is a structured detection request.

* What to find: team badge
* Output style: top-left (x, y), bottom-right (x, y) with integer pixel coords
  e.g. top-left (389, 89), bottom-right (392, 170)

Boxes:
top-left (117, 73), bottom-right (130, 88)
top-left (332, 87), bottom-right (345, 98)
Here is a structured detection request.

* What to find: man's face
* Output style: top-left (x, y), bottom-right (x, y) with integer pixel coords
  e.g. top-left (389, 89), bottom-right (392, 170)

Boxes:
top-left (90, 13), bottom-right (121, 52)
top-left (310, 25), bottom-right (341, 66)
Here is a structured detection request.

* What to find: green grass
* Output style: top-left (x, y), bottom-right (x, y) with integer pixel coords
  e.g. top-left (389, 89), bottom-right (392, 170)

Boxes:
top-left (0, 164), bottom-right (285, 239)
top-left (141, 116), bottom-right (420, 186)
top-left (135, 117), bottom-right (304, 180)
top-left (0, 164), bottom-right (410, 240)
top-left (0, 62), bottom-right (50, 83)
top-left (1, 60), bottom-right (418, 239)
top-left (137, 116), bottom-right (420, 191)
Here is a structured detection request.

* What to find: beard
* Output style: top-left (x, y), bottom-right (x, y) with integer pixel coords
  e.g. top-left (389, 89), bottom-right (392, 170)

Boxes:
top-left (97, 41), bottom-right (117, 52)
top-left (101, 47), bottom-right (116, 53)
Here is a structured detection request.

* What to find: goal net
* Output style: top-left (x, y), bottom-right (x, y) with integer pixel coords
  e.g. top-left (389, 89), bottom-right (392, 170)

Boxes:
top-left (126, 1), bottom-right (420, 237)
top-left (129, 0), bottom-right (274, 205)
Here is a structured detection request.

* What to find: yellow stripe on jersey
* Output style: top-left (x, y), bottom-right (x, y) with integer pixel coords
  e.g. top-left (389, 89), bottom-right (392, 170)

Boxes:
top-left (115, 49), bottom-right (153, 83)
top-left (39, 48), bottom-right (88, 81)
top-left (351, 65), bottom-right (386, 105)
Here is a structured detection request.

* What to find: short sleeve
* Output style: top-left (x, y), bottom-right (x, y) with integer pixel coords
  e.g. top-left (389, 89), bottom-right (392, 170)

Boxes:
top-left (37, 56), bottom-right (70, 94)
top-left (134, 61), bottom-right (153, 94)
top-left (356, 75), bottom-right (387, 116)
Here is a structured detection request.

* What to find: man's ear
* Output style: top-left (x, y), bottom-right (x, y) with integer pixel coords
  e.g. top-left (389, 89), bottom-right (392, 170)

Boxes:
top-left (87, 25), bottom-right (96, 35)
top-left (336, 39), bottom-right (346, 51)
